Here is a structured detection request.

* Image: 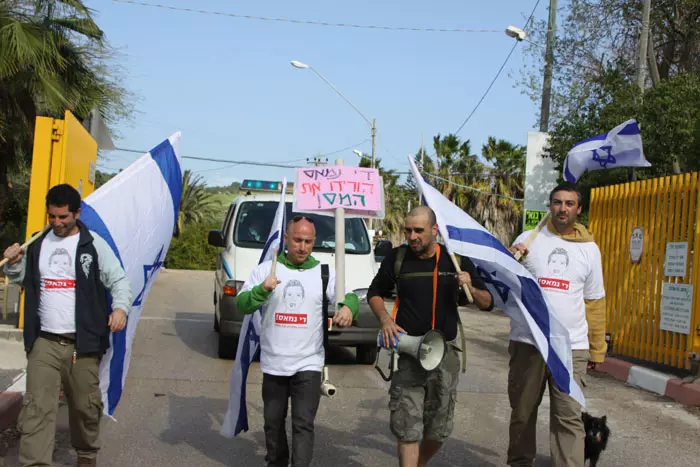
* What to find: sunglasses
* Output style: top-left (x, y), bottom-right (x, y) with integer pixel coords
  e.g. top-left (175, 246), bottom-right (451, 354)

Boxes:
top-left (291, 215), bottom-right (315, 224)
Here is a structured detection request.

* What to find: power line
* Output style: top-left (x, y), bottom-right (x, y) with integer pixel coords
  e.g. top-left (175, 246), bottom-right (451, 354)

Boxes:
top-left (422, 172), bottom-right (524, 201)
top-left (112, 138), bottom-right (371, 169)
top-left (111, 0), bottom-right (502, 33)
top-left (454, 0), bottom-right (542, 135)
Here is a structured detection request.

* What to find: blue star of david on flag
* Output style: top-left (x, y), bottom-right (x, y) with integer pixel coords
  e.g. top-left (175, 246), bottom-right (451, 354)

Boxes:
top-left (591, 145), bottom-right (616, 168)
top-left (476, 267), bottom-right (511, 303)
top-left (132, 246), bottom-right (165, 307)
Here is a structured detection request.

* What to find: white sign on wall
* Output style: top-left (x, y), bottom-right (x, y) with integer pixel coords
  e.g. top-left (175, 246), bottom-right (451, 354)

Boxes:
top-left (630, 227), bottom-right (644, 263)
top-left (664, 242), bottom-right (688, 277)
top-left (659, 282), bottom-right (693, 334)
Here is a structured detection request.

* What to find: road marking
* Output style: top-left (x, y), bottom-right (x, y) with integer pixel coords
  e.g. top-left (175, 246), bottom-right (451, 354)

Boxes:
top-left (139, 316), bottom-right (212, 323)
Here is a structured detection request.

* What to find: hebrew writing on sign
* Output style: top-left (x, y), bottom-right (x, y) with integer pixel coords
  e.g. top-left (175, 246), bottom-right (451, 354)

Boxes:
top-left (293, 166), bottom-right (383, 213)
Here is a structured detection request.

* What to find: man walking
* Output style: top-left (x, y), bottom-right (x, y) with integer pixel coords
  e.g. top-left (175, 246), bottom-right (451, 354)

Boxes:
top-left (367, 206), bottom-right (493, 467)
top-left (236, 215), bottom-right (359, 467)
top-left (508, 182), bottom-right (607, 467)
top-left (3, 184), bottom-right (132, 467)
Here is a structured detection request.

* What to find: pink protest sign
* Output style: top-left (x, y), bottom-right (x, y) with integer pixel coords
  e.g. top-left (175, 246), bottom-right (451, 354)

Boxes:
top-left (294, 166), bottom-right (382, 212)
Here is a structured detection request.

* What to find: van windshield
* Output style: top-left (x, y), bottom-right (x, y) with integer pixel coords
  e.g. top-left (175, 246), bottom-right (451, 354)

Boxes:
top-left (234, 201), bottom-right (371, 254)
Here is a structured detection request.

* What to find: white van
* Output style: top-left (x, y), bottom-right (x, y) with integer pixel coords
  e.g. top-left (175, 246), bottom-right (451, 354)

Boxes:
top-left (207, 180), bottom-right (383, 363)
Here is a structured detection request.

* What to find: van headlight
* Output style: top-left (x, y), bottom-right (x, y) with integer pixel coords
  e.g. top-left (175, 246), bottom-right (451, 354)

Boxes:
top-left (353, 288), bottom-right (369, 303)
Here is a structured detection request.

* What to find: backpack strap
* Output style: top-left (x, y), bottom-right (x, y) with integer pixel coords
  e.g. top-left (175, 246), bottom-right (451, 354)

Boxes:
top-left (390, 246), bottom-right (407, 321)
top-left (321, 264), bottom-right (330, 347)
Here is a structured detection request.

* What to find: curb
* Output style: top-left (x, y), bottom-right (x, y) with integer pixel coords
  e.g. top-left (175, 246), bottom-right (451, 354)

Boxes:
top-left (0, 391), bottom-right (22, 432)
top-left (597, 357), bottom-right (700, 405)
top-left (0, 325), bottom-right (23, 343)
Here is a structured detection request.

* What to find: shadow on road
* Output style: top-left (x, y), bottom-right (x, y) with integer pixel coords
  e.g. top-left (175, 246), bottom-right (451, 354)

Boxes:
top-left (173, 312), bottom-right (219, 358)
top-left (160, 393), bottom-right (263, 466)
top-left (159, 391), bottom-right (502, 467)
top-left (347, 396), bottom-right (501, 467)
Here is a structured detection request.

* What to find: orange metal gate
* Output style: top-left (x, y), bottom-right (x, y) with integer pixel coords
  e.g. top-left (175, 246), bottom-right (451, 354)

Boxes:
top-left (589, 173), bottom-right (700, 371)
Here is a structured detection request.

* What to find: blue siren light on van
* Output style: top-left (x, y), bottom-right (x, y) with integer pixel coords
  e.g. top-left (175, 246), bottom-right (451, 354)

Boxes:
top-left (242, 179), bottom-right (279, 191)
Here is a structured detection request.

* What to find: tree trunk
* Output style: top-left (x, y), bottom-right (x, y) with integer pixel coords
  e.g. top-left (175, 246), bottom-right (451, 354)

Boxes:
top-left (0, 144), bottom-right (11, 227)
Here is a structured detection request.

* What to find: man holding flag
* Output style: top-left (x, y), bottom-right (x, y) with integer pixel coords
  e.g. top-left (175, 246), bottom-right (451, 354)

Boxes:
top-left (405, 154), bottom-right (589, 466)
top-left (367, 206), bottom-right (493, 467)
top-left (3, 184), bottom-right (132, 467)
top-left (507, 182), bottom-right (607, 467)
top-left (232, 213), bottom-right (359, 467)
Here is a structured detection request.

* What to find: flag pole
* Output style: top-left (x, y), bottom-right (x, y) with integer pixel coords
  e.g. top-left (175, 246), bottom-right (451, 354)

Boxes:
top-left (514, 212), bottom-right (551, 261)
top-left (0, 225), bottom-right (50, 268)
top-left (271, 249), bottom-right (278, 276)
top-left (449, 253), bottom-right (474, 303)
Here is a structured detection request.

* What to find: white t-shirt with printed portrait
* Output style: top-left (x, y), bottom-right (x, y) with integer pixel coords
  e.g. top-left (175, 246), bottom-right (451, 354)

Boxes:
top-left (241, 260), bottom-right (349, 376)
top-left (510, 227), bottom-right (606, 350)
top-left (38, 231), bottom-right (80, 334)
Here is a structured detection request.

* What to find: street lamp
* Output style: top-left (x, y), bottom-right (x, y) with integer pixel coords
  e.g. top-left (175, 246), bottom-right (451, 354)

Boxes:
top-left (290, 59), bottom-right (377, 172)
top-left (505, 25), bottom-right (526, 41)
top-left (353, 149), bottom-right (369, 160)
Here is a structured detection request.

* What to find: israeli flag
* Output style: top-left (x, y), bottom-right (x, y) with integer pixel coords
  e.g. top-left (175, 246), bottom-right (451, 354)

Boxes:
top-left (563, 119), bottom-right (650, 182)
top-left (221, 178), bottom-right (287, 437)
top-left (408, 156), bottom-right (585, 406)
top-left (80, 133), bottom-right (183, 416)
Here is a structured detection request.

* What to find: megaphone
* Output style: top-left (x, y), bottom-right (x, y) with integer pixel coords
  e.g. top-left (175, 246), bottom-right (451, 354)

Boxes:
top-left (375, 330), bottom-right (447, 381)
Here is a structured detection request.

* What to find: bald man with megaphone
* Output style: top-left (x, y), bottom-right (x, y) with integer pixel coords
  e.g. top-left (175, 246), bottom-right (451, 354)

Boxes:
top-left (367, 206), bottom-right (494, 467)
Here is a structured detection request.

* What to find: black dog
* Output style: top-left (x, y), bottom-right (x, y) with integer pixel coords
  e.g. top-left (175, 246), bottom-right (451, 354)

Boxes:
top-left (582, 412), bottom-right (610, 466)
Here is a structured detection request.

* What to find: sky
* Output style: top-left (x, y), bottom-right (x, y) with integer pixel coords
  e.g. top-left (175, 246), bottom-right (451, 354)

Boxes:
top-left (88, 0), bottom-right (547, 187)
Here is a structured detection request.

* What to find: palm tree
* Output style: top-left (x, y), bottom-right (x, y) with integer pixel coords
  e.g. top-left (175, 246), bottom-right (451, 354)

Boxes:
top-left (176, 170), bottom-right (219, 236)
top-left (358, 156), bottom-right (412, 245)
top-left (417, 134), bottom-right (525, 245)
top-left (0, 0), bottom-right (129, 225)
top-left (476, 137), bottom-right (526, 244)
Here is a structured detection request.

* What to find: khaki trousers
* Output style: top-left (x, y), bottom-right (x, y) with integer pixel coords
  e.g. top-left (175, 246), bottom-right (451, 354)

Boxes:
top-left (507, 340), bottom-right (588, 467)
top-left (19, 336), bottom-right (103, 467)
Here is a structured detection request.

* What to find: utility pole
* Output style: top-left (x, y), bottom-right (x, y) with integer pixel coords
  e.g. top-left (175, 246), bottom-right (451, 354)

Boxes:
top-left (539, 0), bottom-right (558, 132)
top-left (636, 0), bottom-right (651, 93)
top-left (370, 119), bottom-right (377, 171)
top-left (306, 155), bottom-right (327, 167)
top-left (631, 0), bottom-right (652, 180)
top-left (421, 132), bottom-right (425, 169)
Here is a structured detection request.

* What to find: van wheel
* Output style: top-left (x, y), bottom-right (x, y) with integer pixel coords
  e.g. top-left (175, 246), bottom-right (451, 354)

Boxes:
top-left (356, 345), bottom-right (377, 365)
top-left (218, 334), bottom-right (238, 359)
top-left (214, 311), bottom-right (220, 332)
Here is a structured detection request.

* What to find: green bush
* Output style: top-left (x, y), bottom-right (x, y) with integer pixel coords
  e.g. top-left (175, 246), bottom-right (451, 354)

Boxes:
top-left (164, 222), bottom-right (219, 270)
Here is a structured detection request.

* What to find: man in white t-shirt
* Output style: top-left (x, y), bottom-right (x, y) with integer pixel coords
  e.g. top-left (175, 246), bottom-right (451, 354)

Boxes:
top-left (3, 184), bottom-right (131, 467)
top-left (507, 182), bottom-right (607, 467)
top-left (236, 215), bottom-right (359, 467)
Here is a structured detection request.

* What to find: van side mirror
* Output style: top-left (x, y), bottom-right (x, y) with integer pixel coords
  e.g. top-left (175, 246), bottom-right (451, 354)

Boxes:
top-left (208, 229), bottom-right (225, 248)
top-left (374, 240), bottom-right (393, 261)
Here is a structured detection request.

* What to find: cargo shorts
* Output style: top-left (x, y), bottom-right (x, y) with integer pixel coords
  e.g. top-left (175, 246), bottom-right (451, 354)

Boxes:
top-left (388, 342), bottom-right (460, 443)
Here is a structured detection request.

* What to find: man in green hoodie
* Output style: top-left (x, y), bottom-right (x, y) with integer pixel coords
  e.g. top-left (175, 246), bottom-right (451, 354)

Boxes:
top-left (236, 215), bottom-right (359, 467)
top-left (507, 182), bottom-right (607, 467)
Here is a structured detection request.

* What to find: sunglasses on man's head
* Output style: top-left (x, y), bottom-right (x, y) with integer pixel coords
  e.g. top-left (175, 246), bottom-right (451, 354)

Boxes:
top-left (404, 227), bottom-right (425, 234)
top-left (291, 215), bottom-right (315, 224)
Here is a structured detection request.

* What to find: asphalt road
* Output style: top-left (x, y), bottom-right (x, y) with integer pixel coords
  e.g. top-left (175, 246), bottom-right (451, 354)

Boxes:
top-left (3, 269), bottom-right (699, 466)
